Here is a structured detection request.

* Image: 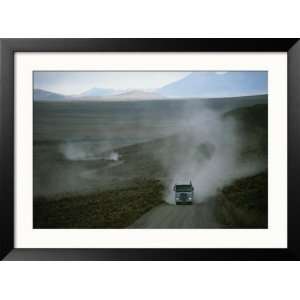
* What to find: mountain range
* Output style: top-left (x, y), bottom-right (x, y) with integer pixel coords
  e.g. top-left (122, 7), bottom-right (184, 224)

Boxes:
top-left (78, 87), bottom-right (116, 97)
top-left (34, 71), bottom-right (267, 101)
top-left (159, 71), bottom-right (267, 98)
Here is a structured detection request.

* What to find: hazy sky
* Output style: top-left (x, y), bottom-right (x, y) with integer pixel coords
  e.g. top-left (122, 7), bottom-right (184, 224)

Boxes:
top-left (34, 71), bottom-right (191, 94)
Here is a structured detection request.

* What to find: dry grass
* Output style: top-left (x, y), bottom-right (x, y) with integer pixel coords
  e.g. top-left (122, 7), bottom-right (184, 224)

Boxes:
top-left (215, 172), bottom-right (268, 228)
top-left (34, 179), bottom-right (164, 228)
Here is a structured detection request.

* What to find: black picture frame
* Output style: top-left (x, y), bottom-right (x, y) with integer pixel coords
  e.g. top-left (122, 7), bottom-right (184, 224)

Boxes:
top-left (1, 38), bottom-right (299, 261)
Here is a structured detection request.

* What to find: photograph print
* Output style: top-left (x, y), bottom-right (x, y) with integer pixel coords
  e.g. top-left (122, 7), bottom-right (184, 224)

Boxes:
top-left (33, 71), bottom-right (268, 229)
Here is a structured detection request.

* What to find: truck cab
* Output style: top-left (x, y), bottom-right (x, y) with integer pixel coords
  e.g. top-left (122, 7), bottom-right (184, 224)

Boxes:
top-left (173, 181), bottom-right (194, 205)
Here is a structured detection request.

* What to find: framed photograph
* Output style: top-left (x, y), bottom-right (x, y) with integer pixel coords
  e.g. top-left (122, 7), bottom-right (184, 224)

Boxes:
top-left (1, 39), bottom-right (299, 260)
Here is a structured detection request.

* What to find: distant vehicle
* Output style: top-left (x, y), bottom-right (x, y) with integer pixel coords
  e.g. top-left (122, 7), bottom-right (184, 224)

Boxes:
top-left (173, 181), bottom-right (194, 205)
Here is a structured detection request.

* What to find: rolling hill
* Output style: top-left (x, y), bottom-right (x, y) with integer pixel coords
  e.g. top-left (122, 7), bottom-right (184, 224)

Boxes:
top-left (33, 89), bottom-right (66, 101)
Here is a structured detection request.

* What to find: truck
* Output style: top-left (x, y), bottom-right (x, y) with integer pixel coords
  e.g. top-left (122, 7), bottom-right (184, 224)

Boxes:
top-left (173, 181), bottom-right (194, 205)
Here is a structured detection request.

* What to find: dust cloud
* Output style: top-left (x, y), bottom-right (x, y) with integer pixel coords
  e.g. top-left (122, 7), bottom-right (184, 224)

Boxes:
top-left (161, 108), bottom-right (266, 204)
top-left (60, 142), bottom-right (120, 162)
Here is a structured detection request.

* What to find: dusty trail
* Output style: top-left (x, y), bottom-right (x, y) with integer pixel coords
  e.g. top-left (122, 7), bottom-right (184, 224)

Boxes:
top-left (129, 199), bottom-right (220, 228)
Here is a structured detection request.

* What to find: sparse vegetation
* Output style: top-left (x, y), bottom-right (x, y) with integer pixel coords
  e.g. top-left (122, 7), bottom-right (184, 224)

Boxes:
top-left (34, 179), bottom-right (164, 228)
top-left (215, 172), bottom-right (268, 228)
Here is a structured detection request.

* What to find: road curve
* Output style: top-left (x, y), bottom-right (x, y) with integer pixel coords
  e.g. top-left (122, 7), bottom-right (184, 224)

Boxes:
top-left (129, 199), bottom-right (220, 229)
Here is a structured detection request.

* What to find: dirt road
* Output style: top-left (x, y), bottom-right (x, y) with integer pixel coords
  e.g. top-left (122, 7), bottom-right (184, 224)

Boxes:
top-left (129, 199), bottom-right (220, 228)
